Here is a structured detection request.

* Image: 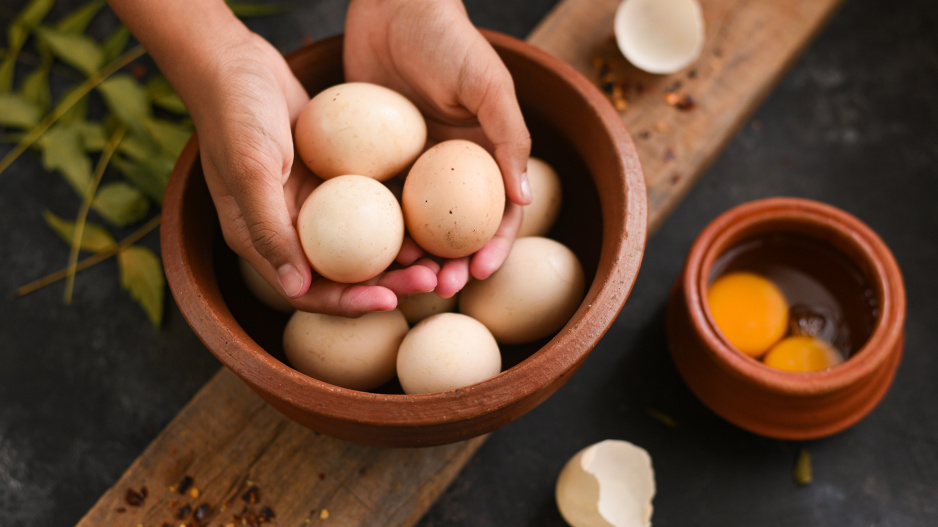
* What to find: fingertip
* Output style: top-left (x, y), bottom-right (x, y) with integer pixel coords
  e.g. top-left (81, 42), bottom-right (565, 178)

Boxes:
top-left (277, 263), bottom-right (308, 298)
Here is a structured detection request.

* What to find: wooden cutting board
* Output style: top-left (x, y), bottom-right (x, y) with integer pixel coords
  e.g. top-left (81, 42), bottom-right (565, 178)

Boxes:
top-left (76, 0), bottom-right (843, 525)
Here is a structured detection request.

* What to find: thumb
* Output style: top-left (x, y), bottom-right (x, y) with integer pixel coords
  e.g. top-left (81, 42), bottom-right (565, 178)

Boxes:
top-left (225, 140), bottom-right (311, 299)
top-left (458, 34), bottom-right (533, 206)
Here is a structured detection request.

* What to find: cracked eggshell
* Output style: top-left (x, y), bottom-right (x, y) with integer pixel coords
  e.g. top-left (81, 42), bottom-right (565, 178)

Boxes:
top-left (402, 139), bottom-right (506, 259)
top-left (614, 0), bottom-right (705, 74)
top-left (517, 157), bottom-right (563, 238)
top-left (283, 309), bottom-right (409, 391)
top-left (297, 174), bottom-right (404, 284)
top-left (237, 257), bottom-right (295, 313)
top-left (295, 82), bottom-right (427, 181)
top-left (396, 313), bottom-right (501, 394)
top-left (556, 440), bottom-right (656, 527)
top-left (459, 236), bottom-right (584, 344)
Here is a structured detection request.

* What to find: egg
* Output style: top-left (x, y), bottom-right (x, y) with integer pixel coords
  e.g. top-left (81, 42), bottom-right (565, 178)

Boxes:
top-left (517, 156), bottom-right (563, 238)
top-left (297, 174), bottom-right (404, 284)
top-left (396, 313), bottom-right (501, 394)
top-left (294, 82), bottom-right (427, 181)
top-left (283, 309), bottom-right (409, 391)
top-left (614, 0), bottom-right (705, 74)
top-left (763, 335), bottom-right (844, 372)
top-left (397, 291), bottom-right (458, 325)
top-left (237, 257), bottom-right (295, 313)
top-left (707, 271), bottom-right (789, 357)
top-left (555, 439), bottom-right (656, 527)
top-left (459, 236), bottom-right (584, 344)
top-left (402, 139), bottom-right (506, 258)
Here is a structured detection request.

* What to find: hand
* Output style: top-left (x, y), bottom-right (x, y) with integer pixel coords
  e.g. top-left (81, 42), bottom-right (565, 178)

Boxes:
top-left (344, 0), bottom-right (533, 298)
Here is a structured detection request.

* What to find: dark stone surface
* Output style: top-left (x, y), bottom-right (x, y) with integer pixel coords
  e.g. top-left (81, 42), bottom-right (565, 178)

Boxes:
top-left (1, 0), bottom-right (936, 526)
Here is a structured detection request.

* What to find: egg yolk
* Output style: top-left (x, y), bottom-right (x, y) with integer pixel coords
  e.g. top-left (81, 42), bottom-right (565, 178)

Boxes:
top-left (707, 271), bottom-right (789, 357)
top-left (763, 335), bottom-right (844, 372)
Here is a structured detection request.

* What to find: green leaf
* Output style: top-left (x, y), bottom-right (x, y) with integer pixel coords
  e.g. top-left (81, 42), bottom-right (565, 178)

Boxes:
top-left (118, 245), bottom-right (164, 326)
top-left (0, 56), bottom-right (16, 93)
top-left (76, 120), bottom-right (106, 151)
top-left (35, 122), bottom-right (93, 194)
top-left (0, 92), bottom-right (43, 128)
top-left (143, 117), bottom-right (192, 158)
top-left (8, 0), bottom-right (55, 50)
top-left (92, 181), bottom-right (150, 226)
top-left (112, 153), bottom-right (172, 204)
top-left (42, 209), bottom-right (116, 252)
top-left (228, 3), bottom-right (286, 17)
top-left (146, 75), bottom-right (187, 114)
top-left (57, 84), bottom-right (89, 124)
top-left (20, 65), bottom-right (51, 112)
top-left (35, 26), bottom-right (105, 76)
top-left (794, 449), bottom-right (813, 486)
top-left (101, 25), bottom-right (130, 62)
top-left (55, 0), bottom-right (106, 34)
top-left (97, 74), bottom-right (151, 132)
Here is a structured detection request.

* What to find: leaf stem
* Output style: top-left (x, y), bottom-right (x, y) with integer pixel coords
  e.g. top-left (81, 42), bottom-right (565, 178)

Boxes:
top-left (0, 44), bottom-right (146, 176)
top-left (15, 214), bottom-right (161, 297)
top-left (64, 123), bottom-right (127, 304)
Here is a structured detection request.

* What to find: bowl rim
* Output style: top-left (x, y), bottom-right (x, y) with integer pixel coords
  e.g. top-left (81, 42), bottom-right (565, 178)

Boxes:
top-left (161, 30), bottom-right (647, 431)
top-left (681, 196), bottom-right (905, 395)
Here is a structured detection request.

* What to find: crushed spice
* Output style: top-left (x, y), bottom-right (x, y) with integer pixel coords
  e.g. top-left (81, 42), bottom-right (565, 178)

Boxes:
top-left (125, 486), bottom-right (148, 507)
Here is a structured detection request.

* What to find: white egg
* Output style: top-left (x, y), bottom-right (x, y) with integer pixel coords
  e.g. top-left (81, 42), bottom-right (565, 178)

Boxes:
top-left (396, 313), bottom-right (501, 394)
top-left (283, 309), bottom-right (409, 391)
top-left (402, 139), bottom-right (505, 258)
top-left (397, 291), bottom-right (458, 325)
top-left (459, 237), bottom-right (585, 344)
top-left (518, 156), bottom-right (563, 238)
top-left (294, 82), bottom-right (427, 181)
top-left (297, 174), bottom-right (404, 284)
top-left (237, 257), bottom-right (295, 313)
top-left (555, 440), bottom-right (656, 527)
top-left (614, 0), bottom-right (705, 74)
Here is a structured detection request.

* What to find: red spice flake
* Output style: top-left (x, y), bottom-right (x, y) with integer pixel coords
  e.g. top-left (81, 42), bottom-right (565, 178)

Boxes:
top-left (241, 485), bottom-right (260, 504)
top-left (194, 503), bottom-right (211, 522)
top-left (124, 486), bottom-right (148, 507)
top-left (131, 64), bottom-right (147, 78)
top-left (664, 93), bottom-right (696, 111)
top-left (115, 507), bottom-right (126, 514)
top-left (670, 172), bottom-right (682, 184)
top-left (177, 504), bottom-right (192, 519)
top-left (319, 473), bottom-right (326, 481)
top-left (177, 475), bottom-right (194, 495)
top-left (637, 130), bottom-right (651, 140)
top-left (232, 506), bottom-right (274, 527)
top-left (260, 506), bottom-right (275, 519)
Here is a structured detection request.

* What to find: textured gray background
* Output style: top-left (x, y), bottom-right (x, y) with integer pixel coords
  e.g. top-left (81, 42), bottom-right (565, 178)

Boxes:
top-left (1, 0), bottom-right (936, 525)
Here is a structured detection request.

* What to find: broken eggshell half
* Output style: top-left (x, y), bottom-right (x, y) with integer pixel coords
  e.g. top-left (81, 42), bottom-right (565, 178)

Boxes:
top-left (614, 0), bottom-right (705, 74)
top-left (555, 439), bottom-right (656, 527)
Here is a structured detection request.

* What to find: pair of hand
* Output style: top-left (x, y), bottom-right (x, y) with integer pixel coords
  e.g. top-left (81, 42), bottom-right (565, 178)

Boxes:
top-left (189, 0), bottom-right (532, 317)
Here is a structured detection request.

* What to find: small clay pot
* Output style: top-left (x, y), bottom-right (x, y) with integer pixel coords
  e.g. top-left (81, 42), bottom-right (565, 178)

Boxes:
top-left (161, 31), bottom-right (647, 447)
top-left (667, 197), bottom-right (905, 439)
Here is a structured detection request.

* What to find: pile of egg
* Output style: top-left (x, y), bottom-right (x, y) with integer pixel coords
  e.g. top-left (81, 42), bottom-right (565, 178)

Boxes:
top-left (239, 82), bottom-right (584, 394)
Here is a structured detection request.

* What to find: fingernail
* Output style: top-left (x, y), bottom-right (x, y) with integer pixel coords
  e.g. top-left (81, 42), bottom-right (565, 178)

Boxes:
top-left (520, 172), bottom-right (533, 204)
top-left (277, 264), bottom-right (304, 298)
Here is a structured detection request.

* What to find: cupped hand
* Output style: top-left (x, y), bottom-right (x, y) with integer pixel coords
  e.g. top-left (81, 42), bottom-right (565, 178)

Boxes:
top-left (189, 32), bottom-right (435, 316)
top-left (344, 0), bottom-right (533, 298)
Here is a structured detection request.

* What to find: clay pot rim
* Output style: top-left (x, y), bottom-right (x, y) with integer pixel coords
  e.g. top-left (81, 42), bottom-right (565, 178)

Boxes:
top-left (681, 197), bottom-right (905, 395)
top-left (161, 31), bottom-right (647, 430)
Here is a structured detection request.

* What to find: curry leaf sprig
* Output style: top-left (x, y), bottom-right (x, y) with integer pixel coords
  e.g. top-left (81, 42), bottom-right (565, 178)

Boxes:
top-left (2, 0), bottom-right (280, 327)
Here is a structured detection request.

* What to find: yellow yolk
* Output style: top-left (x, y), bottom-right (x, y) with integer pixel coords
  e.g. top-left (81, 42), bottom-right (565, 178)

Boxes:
top-left (707, 271), bottom-right (789, 357)
top-left (763, 335), bottom-right (843, 372)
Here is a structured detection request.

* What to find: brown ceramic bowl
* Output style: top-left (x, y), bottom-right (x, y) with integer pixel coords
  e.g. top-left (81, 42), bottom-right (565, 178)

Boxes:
top-left (667, 197), bottom-right (905, 439)
top-left (161, 31), bottom-right (647, 447)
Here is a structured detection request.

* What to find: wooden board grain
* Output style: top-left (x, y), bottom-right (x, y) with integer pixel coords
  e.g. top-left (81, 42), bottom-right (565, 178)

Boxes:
top-left (76, 0), bottom-right (843, 525)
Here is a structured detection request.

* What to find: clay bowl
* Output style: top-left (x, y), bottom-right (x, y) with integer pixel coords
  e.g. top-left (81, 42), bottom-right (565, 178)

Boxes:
top-left (161, 31), bottom-right (647, 447)
top-left (667, 197), bottom-right (905, 439)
